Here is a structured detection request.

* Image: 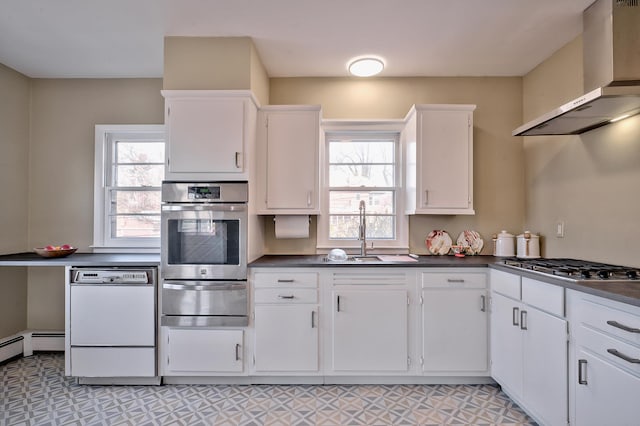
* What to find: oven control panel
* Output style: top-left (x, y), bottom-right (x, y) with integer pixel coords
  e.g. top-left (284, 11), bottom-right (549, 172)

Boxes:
top-left (188, 185), bottom-right (221, 200)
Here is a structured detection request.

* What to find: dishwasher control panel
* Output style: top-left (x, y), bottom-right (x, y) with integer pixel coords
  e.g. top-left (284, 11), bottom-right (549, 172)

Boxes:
top-left (71, 269), bottom-right (151, 284)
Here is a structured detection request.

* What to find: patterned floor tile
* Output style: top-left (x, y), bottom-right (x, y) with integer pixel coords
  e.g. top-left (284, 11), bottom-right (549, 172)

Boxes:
top-left (0, 353), bottom-right (537, 425)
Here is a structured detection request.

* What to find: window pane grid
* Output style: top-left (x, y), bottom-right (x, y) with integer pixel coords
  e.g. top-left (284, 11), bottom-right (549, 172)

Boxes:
top-left (327, 134), bottom-right (398, 241)
top-left (106, 138), bottom-right (164, 241)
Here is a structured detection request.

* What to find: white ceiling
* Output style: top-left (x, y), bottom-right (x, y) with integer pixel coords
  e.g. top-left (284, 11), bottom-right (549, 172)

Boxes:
top-left (0, 0), bottom-right (595, 79)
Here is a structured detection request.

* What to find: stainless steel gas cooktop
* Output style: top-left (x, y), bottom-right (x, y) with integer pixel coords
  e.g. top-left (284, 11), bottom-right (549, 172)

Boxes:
top-left (501, 258), bottom-right (640, 283)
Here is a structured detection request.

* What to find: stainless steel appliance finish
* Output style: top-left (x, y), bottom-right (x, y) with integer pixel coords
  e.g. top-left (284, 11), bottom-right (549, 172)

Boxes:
top-left (161, 181), bottom-right (248, 280)
top-left (501, 258), bottom-right (640, 283)
top-left (69, 267), bottom-right (159, 383)
top-left (514, 0), bottom-right (640, 136)
top-left (160, 181), bottom-right (249, 327)
top-left (161, 280), bottom-right (248, 327)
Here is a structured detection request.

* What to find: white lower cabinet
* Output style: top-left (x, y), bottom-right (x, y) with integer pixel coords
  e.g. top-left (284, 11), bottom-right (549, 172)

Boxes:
top-left (421, 271), bottom-right (488, 374)
top-left (491, 291), bottom-right (524, 397)
top-left (331, 289), bottom-right (409, 372)
top-left (568, 290), bottom-right (640, 426)
top-left (251, 271), bottom-right (320, 375)
top-left (254, 304), bottom-right (319, 373)
top-left (574, 348), bottom-right (640, 426)
top-left (490, 270), bottom-right (568, 426)
top-left (162, 328), bottom-right (244, 375)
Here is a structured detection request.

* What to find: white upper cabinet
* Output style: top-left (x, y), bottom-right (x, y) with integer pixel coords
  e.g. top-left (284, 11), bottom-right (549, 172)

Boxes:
top-left (256, 105), bottom-right (321, 214)
top-left (162, 90), bottom-right (257, 181)
top-left (404, 104), bottom-right (476, 215)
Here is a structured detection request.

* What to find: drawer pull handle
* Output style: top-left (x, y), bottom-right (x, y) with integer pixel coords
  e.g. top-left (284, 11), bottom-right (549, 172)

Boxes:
top-left (520, 310), bottom-right (528, 330)
top-left (578, 359), bottom-right (588, 385)
top-left (447, 279), bottom-right (465, 283)
top-left (278, 295), bottom-right (295, 300)
top-left (311, 310), bottom-right (316, 328)
top-left (277, 279), bottom-right (295, 283)
top-left (512, 307), bottom-right (520, 326)
top-left (607, 349), bottom-right (640, 364)
top-left (480, 295), bottom-right (486, 312)
top-left (337, 295), bottom-right (341, 312)
top-left (235, 343), bottom-right (241, 361)
top-left (606, 320), bottom-right (640, 334)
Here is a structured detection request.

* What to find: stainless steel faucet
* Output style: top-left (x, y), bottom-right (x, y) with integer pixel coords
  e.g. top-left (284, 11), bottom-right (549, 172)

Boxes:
top-left (358, 200), bottom-right (367, 256)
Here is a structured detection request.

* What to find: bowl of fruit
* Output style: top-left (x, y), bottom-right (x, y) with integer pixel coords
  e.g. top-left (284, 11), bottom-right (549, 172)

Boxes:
top-left (33, 244), bottom-right (77, 258)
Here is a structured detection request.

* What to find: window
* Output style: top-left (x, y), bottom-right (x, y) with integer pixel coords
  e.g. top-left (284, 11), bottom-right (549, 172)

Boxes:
top-left (318, 125), bottom-right (408, 251)
top-left (93, 125), bottom-right (165, 251)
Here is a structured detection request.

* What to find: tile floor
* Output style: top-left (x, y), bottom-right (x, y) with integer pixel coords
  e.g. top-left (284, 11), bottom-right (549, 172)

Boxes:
top-left (1, 353), bottom-right (535, 425)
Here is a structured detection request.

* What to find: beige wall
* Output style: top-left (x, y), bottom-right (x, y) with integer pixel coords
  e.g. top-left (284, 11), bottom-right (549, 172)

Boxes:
top-left (26, 78), bottom-right (164, 330)
top-left (164, 36), bottom-right (269, 105)
top-left (250, 43), bottom-right (270, 106)
top-left (0, 64), bottom-right (30, 335)
top-left (0, 64), bottom-right (30, 254)
top-left (523, 36), bottom-right (640, 267)
top-left (267, 77), bottom-right (525, 254)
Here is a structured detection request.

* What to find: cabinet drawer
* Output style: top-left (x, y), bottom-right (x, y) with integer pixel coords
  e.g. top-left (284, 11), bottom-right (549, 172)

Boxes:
top-left (421, 272), bottom-right (486, 289)
top-left (254, 288), bottom-right (318, 304)
top-left (577, 325), bottom-right (640, 377)
top-left (573, 294), bottom-right (640, 346)
top-left (253, 272), bottom-right (318, 288)
top-left (490, 269), bottom-right (521, 299)
top-left (522, 277), bottom-right (564, 317)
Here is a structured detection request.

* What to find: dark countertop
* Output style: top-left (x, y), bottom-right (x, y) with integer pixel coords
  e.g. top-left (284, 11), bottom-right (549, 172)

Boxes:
top-left (249, 254), bottom-right (497, 268)
top-left (3, 251), bottom-right (637, 308)
top-left (491, 263), bottom-right (640, 308)
top-left (0, 252), bottom-right (160, 267)
top-left (250, 255), bottom-right (640, 308)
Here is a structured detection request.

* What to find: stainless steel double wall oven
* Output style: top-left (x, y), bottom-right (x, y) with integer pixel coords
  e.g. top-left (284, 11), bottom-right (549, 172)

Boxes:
top-left (161, 181), bottom-right (248, 327)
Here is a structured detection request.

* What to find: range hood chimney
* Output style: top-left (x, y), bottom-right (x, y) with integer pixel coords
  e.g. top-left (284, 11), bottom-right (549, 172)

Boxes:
top-left (513, 0), bottom-right (640, 136)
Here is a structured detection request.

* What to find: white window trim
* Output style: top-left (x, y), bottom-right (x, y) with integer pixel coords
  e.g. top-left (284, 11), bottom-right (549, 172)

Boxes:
top-left (93, 124), bottom-right (165, 253)
top-left (317, 120), bottom-right (408, 253)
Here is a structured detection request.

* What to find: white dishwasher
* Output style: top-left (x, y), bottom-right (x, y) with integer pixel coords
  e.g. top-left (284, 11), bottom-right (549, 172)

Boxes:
top-left (69, 267), bottom-right (159, 384)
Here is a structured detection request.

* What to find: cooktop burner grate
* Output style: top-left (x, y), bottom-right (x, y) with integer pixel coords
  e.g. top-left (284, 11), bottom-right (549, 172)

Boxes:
top-left (502, 258), bottom-right (640, 282)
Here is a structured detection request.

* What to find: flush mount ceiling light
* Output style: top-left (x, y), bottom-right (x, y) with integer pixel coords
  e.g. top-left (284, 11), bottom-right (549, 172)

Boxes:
top-left (348, 57), bottom-right (384, 77)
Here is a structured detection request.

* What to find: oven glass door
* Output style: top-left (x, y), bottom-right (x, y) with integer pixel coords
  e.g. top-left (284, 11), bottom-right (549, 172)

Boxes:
top-left (161, 205), bottom-right (246, 280)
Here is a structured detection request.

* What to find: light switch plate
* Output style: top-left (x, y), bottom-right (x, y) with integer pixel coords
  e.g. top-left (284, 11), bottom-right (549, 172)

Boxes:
top-left (556, 221), bottom-right (565, 238)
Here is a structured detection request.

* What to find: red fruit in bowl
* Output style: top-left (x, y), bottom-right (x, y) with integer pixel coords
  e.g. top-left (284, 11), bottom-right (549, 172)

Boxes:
top-left (45, 245), bottom-right (55, 250)
top-left (61, 244), bottom-right (72, 250)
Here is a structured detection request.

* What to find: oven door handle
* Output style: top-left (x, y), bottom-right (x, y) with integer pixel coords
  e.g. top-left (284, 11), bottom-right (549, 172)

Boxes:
top-left (163, 282), bottom-right (246, 291)
top-left (162, 204), bottom-right (247, 213)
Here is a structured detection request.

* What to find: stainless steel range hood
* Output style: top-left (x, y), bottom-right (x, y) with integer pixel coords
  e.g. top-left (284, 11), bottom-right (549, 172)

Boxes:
top-left (513, 0), bottom-right (640, 136)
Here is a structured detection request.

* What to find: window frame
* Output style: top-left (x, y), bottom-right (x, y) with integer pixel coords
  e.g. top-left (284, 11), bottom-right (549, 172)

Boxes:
top-left (317, 120), bottom-right (408, 252)
top-left (93, 124), bottom-right (165, 252)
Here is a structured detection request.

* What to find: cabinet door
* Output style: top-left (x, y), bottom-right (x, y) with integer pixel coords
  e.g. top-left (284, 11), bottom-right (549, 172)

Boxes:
top-left (265, 109), bottom-right (319, 211)
top-left (422, 289), bottom-right (488, 372)
top-left (522, 306), bottom-right (568, 426)
top-left (574, 348), bottom-right (640, 426)
top-left (418, 108), bottom-right (473, 212)
top-left (254, 304), bottom-right (319, 373)
top-left (331, 290), bottom-right (408, 372)
top-left (165, 328), bottom-right (243, 375)
top-left (166, 97), bottom-right (244, 174)
top-left (490, 292), bottom-right (523, 398)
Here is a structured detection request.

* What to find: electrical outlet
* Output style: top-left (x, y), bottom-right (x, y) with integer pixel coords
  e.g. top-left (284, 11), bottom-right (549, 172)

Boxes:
top-left (556, 221), bottom-right (565, 238)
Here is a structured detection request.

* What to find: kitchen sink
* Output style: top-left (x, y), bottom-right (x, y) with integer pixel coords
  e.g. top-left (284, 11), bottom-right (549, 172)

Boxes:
top-left (348, 256), bottom-right (383, 262)
top-left (323, 255), bottom-right (383, 263)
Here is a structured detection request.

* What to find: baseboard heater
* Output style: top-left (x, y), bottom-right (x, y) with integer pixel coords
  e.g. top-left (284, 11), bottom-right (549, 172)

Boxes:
top-left (0, 330), bottom-right (65, 364)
